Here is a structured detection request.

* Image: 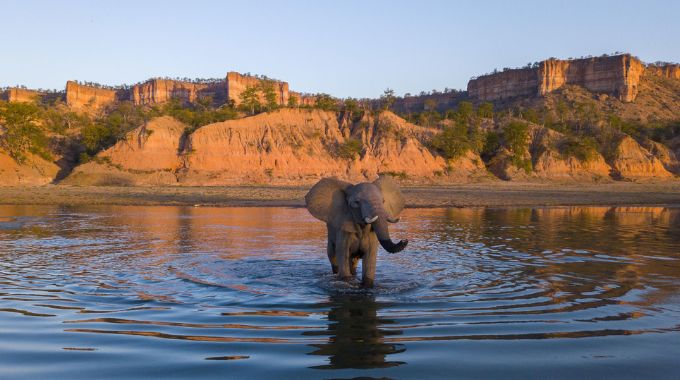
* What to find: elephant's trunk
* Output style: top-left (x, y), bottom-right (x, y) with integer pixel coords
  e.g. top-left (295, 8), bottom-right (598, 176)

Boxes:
top-left (371, 210), bottom-right (408, 254)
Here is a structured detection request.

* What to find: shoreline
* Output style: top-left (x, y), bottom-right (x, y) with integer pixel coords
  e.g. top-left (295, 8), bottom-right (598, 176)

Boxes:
top-left (1, 182), bottom-right (680, 208)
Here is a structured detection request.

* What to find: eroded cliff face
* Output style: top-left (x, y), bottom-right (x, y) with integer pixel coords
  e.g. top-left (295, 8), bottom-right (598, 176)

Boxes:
top-left (647, 64), bottom-right (680, 80)
top-left (288, 91), bottom-right (317, 106)
top-left (530, 127), bottom-right (612, 181)
top-left (131, 80), bottom-right (226, 105)
top-left (64, 110), bottom-right (490, 186)
top-left (181, 109), bottom-right (485, 185)
top-left (5, 88), bottom-right (45, 103)
top-left (64, 116), bottom-right (186, 186)
top-left (488, 124), bottom-right (612, 182)
top-left (469, 54), bottom-right (645, 102)
top-left (0, 151), bottom-right (59, 186)
top-left (226, 72), bottom-right (289, 106)
top-left (468, 68), bottom-right (539, 101)
top-left (609, 136), bottom-right (674, 180)
top-left (66, 81), bottom-right (119, 111)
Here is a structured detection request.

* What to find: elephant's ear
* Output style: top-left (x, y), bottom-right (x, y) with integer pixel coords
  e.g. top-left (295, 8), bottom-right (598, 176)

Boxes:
top-left (305, 177), bottom-right (353, 223)
top-left (374, 174), bottom-right (405, 217)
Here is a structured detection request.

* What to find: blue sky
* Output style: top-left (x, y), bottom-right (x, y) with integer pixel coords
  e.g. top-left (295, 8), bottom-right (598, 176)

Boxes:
top-left (2, 0), bottom-right (679, 98)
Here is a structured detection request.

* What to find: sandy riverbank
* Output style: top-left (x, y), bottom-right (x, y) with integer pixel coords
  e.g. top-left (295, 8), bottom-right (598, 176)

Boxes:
top-left (1, 182), bottom-right (680, 208)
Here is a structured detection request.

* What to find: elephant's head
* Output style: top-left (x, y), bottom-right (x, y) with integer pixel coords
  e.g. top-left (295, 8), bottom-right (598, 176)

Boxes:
top-left (305, 175), bottom-right (408, 253)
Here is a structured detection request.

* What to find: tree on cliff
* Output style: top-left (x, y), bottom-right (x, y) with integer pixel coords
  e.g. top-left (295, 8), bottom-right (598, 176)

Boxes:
top-left (260, 81), bottom-right (279, 111)
top-left (314, 94), bottom-right (338, 112)
top-left (380, 88), bottom-right (396, 111)
top-left (287, 94), bottom-right (299, 108)
top-left (239, 86), bottom-right (261, 115)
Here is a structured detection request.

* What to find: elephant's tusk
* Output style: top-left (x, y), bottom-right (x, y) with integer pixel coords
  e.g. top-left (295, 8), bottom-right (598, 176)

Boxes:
top-left (386, 216), bottom-right (400, 223)
top-left (364, 215), bottom-right (379, 224)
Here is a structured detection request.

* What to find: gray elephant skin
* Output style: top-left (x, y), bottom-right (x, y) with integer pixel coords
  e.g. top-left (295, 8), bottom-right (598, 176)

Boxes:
top-left (305, 175), bottom-right (408, 287)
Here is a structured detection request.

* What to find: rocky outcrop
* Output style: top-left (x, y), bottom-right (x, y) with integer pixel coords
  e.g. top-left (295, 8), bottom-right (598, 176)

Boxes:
top-left (65, 81), bottom-right (119, 111)
top-left (4, 88), bottom-right (44, 103)
top-left (468, 68), bottom-right (539, 102)
top-left (226, 72), bottom-right (289, 106)
top-left (487, 124), bottom-right (611, 182)
top-left (647, 64), bottom-right (680, 80)
top-left (64, 116), bottom-right (185, 186)
top-left (530, 127), bottom-right (611, 181)
top-left (63, 72), bottom-right (296, 110)
top-left (131, 79), bottom-right (226, 105)
top-left (101, 116), bottom-right (186, 171)
top-left (609, 136), bottom-right (674, 180)
top-left (468, 54), bottom-right (645, 102)
top-left (0, 151), bottom-right (60, 186)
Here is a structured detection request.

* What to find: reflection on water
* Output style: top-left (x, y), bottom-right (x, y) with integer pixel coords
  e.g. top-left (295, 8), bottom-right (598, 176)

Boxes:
top-left (305, 294), bottom-right (405, 369)
top-left (0, 205), bottom-right (679, 379)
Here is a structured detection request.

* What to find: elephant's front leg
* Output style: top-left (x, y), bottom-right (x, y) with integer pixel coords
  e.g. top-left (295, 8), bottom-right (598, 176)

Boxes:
top-left (335, 231), bottom-right (355, 281)
top-left (361, 234), bottom-right (379, 288)
top-left (326, 227), bottom-right (337, 274)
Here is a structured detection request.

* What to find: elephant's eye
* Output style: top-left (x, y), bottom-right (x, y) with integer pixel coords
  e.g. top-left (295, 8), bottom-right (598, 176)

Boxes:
top-left (350, 201), bottom-right (359, 208)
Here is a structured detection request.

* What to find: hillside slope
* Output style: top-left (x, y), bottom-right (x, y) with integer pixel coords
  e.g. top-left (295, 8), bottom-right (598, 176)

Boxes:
top-left (65, 109), bottom-right (491, 186)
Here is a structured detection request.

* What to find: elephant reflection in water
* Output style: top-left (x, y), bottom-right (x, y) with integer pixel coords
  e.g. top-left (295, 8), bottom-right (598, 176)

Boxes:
top-left (305, 294), bottom-right (406, 369)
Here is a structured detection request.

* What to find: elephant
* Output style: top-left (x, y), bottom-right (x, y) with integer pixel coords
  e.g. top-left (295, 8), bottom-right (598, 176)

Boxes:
top-left (305, 175), bottom-right (408, 287)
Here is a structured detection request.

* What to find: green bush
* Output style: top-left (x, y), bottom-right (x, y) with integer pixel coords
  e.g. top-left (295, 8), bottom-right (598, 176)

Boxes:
top-left (337, 138), bottom-right (363, 160)
top-left (314, 94), bottom-right (338, 112)
top-left (0, 102), bottom-right (51, 162)
top-left (512, 156), bottom-right (533, 174)
top-left (481, 131), bottom-right (501, 159)
top-left (431, 123), bottom-right (470, 159)
top-left (558, 136), bottom-right (598, 162)
top-left (503, 121), bottom-right (529, 154)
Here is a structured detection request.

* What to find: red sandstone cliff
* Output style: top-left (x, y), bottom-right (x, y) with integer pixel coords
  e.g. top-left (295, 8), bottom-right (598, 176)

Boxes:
top-left (65, 81), bottom-right (118, 111)
top-left (647, 64), bottom-right (680, 80)
top-left (4, 88), bottom-right (45, 103)
top-left (226, 72), bottom-right (289, 106)
top-left (131, 79), bottom-right (226, 105)
top-left (469, 54), bottom-right (645, 102)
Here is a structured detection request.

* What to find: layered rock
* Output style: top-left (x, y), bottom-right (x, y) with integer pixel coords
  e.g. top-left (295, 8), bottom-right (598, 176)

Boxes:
top-left (131, 79), bottom-right (226, 105)
top-left (468, 68), bottom-right (539, 102)
top-left (65, 81), bottom-right (119, 111)
top-left (647, 64), bottom-right (680, 80)
top-left (226, 72), bottom-right (289, 106)
top-left (4, 88), bottom-right (44, 103)
top-left (468, 54), bottom-right (645, 102)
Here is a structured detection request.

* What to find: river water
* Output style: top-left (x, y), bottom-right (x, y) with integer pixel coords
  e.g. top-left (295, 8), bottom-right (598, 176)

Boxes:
top-left (0, 205), bottom-right (679, 379)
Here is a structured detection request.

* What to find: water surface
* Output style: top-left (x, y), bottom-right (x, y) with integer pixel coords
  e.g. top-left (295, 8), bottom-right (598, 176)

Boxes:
top-left (1, 205), bottom-right (679, 379)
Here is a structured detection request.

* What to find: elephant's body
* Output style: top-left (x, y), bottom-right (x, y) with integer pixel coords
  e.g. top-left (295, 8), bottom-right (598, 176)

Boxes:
top-left (327, 223), bottom-right (379, 287)
top-left (306, 175), bottom-right (408, 287)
